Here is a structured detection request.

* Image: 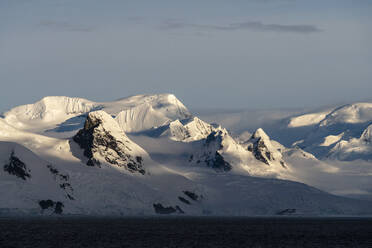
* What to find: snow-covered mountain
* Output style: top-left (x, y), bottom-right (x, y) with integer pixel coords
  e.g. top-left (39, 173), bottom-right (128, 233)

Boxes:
top-left (0, 141), bottom-right (72, 215)
top-left (159, 117), bottom-right (217, 142)
top-left (142, 118), bottom-right (288, 176)
top-left (3, 96), bottom-right (97, 131)
top-left (2, 94), bottom-right (191, 136)
top-left (243, 128), bottom-right (287, 168)
top-left (73, 111), bottom-right (147, 173)
top-left (281, 103), bottom-right (372, 160)
top-left (1, 95), bottom-right (372, 216)
top-left (327, 124), bottom-right (372, 161)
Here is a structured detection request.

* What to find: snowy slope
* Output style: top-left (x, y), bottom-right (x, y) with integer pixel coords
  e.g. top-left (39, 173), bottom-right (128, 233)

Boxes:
top-left (2, 137), bottom-right (370, 216)
top-left (3, 96), bottom-right (97, 131)
top-left (0, 140), bottom-right (205, 216)
top-left (320, 103), bottom-right (372, 126)
top-left (129, 132), bottom-right (372, 215)
top-left (0, 115), bottom-right (204, 215)
top-left (254, 102), bottom-right (372, 161)
top-left (288, 111), bottom-right (331, 128)
top-left (115, 103), bottom-right (171, 133)
top-left (113, 94), bottom-right (191, 133)
top-left (103, 94), bottom-right (191, 118)
top-left (286, 102), bottom-right (372, 130)
top-left (0, 141), bottom-right (71, 215)
top-left (327, 124), bottom-right (372, 161)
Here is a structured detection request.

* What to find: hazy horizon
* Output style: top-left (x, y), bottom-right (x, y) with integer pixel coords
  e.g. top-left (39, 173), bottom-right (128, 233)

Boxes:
top-left (2, 92), bottom-right (372, 115)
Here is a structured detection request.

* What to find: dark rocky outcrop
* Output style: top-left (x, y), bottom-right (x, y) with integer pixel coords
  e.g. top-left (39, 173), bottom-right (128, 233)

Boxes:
top-left (38, 200), bottom-right (64, 214)
top-left (204, 132), bottom-right (232, 171)
top-left (3, 151), bottom-right (31, 180)
top-left (73, 115), bottom-right (98, 166)
top-left (54, 202), bottom-right (64, 214)
top-left (153, 203), bottom-right (184, 214)
top-left (208, 151), bottom-right (232, 171)
top-left (183, 191), bottom-right (200, 201)
top-left (205, 131), bottom-right (223, 149)
top-left (73, 111), bottom-right (145, 174)
top-left (189, 131), bottom-right (232, 172)
top-left (248, 139), bottom-right (273, 165)
top-left (178, 197), bottom-right (191, 205)
top-left (276, 208), bottom-right (296, 215)
top-left (39, 199), bottom-right (54, 209)
top-left (246, 129), bottom-right (286, 168)
top-left (183, 190), bottom-right (203, 201)
top-left (47, 165), bottom-right (74, 200)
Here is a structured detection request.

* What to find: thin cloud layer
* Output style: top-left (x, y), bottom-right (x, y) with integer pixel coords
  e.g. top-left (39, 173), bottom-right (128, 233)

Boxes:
top-left (38, 20), bottom-right (94, 32)
top-left (162, 20), bottom-right (322, 34)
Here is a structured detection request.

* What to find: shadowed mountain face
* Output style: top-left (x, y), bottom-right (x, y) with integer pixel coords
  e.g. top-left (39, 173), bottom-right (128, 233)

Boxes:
top-left (245, 128), bottom-right (286, 168)
top-left (73, 111), bottom-right (146, 174)
top-left (191, 131), bottom-right (233, 172)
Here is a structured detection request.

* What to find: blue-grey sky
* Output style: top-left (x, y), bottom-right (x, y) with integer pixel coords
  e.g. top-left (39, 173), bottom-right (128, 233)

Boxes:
top-left (1, 0), bottom-right (371, 113)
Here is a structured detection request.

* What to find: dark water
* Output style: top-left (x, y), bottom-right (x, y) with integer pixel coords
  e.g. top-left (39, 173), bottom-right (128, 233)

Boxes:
top-left (1, 217), bottom-right (372, 248)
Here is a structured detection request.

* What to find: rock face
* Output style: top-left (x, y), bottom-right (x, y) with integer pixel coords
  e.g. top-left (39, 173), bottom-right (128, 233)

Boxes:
top-left (38, 200), bottom-right (64, 214)
top-left (153, 203), bottom-right (184, 214)
top-left (189, 130), bottom-right (232, 172)
top-left (3, 151), bottom-right (31, 180)
top-left (73, 111), bottom-right (146, 174)
top-left (246, 128), bottom-right (286, 168)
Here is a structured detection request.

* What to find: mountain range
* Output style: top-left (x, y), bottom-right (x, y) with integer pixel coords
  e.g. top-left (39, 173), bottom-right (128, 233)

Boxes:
top-left (1, 94), bottom-right (372, 216)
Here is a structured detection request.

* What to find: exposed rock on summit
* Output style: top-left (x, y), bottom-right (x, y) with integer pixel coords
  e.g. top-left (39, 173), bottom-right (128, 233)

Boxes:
top-left (246, 128), bottom-right (286, 168)
top-left (73, 111), bottom-right (146, 174)
top-left (162, 117), bottom-right (216, 142)
top-left (189, 130), bottom-right (232, 172)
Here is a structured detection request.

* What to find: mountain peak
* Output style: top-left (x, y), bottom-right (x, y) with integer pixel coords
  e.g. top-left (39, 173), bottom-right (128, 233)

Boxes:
top-left (160, 116), bottom-right (219, 142)
top-left (83, 110), bottom-right (125, 134)
top-left (73, 110), bottom-right (147, 174)
top-left (248, 128), bottom-right (286, 168)
top-left (189, 130), bottom-right (232, 172)
top-left (252, 128), bottom-right (270, 141)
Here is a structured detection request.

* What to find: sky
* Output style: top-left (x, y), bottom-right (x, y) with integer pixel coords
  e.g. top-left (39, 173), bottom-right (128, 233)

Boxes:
top-left (1, 0), bottom-right (371, 113)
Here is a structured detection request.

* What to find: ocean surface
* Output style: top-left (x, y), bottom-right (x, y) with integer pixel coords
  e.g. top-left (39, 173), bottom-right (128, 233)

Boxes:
top-left (1, 217), bottom-right (372, 247)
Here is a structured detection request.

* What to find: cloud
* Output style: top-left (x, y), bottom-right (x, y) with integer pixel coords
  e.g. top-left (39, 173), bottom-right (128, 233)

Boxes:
top-left (162, 20), bottom-right (322, 34)
top-left (38, 20), bottom-right (94, 32)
